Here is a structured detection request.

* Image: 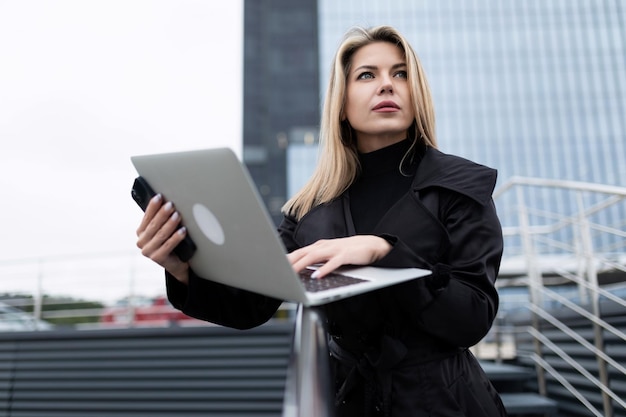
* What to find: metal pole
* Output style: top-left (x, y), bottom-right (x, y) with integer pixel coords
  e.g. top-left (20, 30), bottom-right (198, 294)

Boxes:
top-left (493, 314), bottom-right (503, 364)
top-left (577, 192), bottom-right (613, 417)
top-left (517, 187), bottom-right (547, 396)
top-left (283, 304), bottom-right (334, 417)
top-left (33, 258), bottom-right (44, 328)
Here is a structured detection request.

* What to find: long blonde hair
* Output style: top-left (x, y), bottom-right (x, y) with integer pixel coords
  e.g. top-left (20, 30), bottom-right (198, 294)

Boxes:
top-left (282, 25), bottom-right (437, 220)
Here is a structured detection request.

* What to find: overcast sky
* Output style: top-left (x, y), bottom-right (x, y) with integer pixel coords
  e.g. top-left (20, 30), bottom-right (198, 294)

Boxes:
top-left (0, 1), bottom-right (243, 300)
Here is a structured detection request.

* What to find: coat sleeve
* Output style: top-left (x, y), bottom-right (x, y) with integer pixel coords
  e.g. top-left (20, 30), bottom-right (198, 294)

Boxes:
top-left (375, 191), bottom-right (503, 347)
top-left (165, 270), bottom-right (282, 330)
top-left (164, 214), bottom-right (302, 330)
top-left (277, 213), bottom-right (301, 253)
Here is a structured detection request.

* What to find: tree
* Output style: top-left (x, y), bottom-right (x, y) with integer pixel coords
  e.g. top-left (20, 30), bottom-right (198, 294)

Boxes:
top-left (0, 293), bottom-right (105, 326)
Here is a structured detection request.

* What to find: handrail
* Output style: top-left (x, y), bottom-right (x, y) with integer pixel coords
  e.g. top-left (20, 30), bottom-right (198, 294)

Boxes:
top-left (529, 353), bottom-right (604, 417)
top-left (527, 303), bottom-right (626, 376)
top-left (554, 267), bottom-right (626, 309)
top-left (485, 176), bottom-right (626, 417)
top-left (527, 327), bottom-right (626, 410)
top-left (493, 176), bottom-right (626, 199)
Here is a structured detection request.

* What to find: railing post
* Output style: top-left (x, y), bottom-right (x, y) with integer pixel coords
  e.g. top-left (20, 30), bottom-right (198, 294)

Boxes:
top-left (493, 314), bottom-right (503, 364)
top-left (517, 187), bottom-right (547, 396)
top-left (283, 304), bottom-right (334, 417)
top-left (128, 255), bottom-right (138, 327)
top-left (33, 258), bottom-right (44, 326)
top-left (577, 192), bottom-right (613, 417)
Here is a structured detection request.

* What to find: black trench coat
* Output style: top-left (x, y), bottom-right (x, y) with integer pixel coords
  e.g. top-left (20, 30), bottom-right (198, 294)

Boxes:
top-left (166, 147), bottom-right (508, 417)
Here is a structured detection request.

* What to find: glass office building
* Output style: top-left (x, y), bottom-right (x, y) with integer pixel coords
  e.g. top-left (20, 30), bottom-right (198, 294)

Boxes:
top-left (243, 0), bottom-right (320, 225)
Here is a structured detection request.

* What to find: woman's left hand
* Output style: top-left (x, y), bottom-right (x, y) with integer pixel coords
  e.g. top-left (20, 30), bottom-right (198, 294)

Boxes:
top-left (286, 235), bottom-right (392, 278)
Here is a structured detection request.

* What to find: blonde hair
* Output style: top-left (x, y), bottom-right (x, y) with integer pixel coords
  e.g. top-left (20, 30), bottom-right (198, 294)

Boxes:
top-left (282, 25), bottom-right (437, 219)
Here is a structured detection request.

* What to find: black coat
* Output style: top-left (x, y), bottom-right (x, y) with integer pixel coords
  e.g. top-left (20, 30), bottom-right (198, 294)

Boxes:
top-left (166, 146), bottom-right (507, 416)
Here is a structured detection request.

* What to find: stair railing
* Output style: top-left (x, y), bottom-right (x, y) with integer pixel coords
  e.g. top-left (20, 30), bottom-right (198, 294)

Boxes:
top-left (487, 177), bottom-right (626, 417)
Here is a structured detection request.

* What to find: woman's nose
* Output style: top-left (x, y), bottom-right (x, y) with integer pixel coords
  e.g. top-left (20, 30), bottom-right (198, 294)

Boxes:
top-left (379, 77), bottom-right (393, 94)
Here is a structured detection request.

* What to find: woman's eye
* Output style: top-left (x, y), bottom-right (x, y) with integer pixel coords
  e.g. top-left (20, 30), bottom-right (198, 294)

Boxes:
top-left (394, 71), bottom-right (408, 79)
top-left (357, 72), bottom-right (374, 80)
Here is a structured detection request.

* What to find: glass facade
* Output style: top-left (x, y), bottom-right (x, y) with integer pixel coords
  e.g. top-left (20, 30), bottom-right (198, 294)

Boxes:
top-left (243, 0), bottom-right (320, 224)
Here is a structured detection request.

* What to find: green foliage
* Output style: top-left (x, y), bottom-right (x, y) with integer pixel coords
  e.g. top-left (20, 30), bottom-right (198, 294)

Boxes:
top-left (0, 293), bottom-right (105, 326)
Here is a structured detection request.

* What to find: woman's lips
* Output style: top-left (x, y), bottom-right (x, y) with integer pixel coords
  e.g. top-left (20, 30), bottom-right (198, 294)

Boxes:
top-left (373, 100), bottom-right (400, 112)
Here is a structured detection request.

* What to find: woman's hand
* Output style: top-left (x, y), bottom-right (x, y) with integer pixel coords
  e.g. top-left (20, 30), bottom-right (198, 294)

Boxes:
top-left (136, 194), bottom-right (190, 284)
top-left (287, 235), bottom-right (392, 279)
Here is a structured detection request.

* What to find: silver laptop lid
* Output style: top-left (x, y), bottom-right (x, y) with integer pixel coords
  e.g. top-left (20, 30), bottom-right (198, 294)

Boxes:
top-left (132, 147), bottom-right (311, 303)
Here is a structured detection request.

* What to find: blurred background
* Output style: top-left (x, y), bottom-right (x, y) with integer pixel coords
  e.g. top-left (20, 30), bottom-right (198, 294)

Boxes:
top-left (0, 0), bottom-right (624, 332)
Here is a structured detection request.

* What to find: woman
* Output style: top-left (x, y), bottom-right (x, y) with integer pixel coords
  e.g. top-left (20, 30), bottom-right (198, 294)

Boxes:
top-left (136, 26), bottom-right (507, 417)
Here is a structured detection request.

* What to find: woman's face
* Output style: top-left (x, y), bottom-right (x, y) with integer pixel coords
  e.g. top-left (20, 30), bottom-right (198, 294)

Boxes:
top-left (344, 41), bottom-right (415, 153)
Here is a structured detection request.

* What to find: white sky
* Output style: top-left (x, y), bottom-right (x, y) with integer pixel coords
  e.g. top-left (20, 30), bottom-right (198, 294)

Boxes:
top-left (0, 0), bottom-right (244, 301)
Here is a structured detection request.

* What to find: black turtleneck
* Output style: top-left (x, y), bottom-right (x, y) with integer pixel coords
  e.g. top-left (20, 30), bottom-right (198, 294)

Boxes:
top-left (349, 139), bottom-right (422, 234)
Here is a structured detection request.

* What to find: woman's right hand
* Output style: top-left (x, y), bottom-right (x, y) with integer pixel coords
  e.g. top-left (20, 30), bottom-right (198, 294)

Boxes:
top-left (136, 194), bottom-right (190, 284)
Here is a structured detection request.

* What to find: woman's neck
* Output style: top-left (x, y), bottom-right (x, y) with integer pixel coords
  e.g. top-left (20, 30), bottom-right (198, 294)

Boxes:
top-left (356, 132), bottom-right (407, 153)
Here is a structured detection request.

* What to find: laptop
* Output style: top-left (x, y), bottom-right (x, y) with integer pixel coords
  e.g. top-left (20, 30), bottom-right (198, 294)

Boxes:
top-left (131, 147), bottom-right (431, 307)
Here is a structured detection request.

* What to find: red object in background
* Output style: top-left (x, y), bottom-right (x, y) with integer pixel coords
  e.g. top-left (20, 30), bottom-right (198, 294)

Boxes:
top-left (100, 295), bottom-right (203, 327)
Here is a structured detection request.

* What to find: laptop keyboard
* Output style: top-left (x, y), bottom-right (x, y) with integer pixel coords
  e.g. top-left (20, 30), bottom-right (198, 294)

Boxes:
top-left (298, 268), bottom-right (366, 293)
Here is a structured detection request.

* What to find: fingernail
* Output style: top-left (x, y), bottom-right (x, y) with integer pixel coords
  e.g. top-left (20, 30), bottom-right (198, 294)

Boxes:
top-left (178, 226), bottom-right (186, 235)
top-left (164, 201), bottom-right (173, 211)
top-left (311, 270), bottom-right (320, 279)
top-left (171, 211), bottom-right (179, 221)
top-left (152, 194), bottom-right (162, 203)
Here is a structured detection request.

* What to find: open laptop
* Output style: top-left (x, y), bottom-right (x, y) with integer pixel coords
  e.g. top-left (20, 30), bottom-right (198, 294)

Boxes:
top-left (131, 147), bottom-right (430, 306)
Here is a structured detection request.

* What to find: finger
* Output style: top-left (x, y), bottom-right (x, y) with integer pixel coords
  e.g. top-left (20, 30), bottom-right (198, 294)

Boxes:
top-left (286, 248), bottom-right (307, 265)
top-left (136, 194), bottom-right (163, 235)
top-left (292, 257), bottom-right (320, 275)
top-left (311, 257), bottom-right (344, 279)
top-left (137, 201), bottom-right (176, 246)
top-left (292, 248), bottom-right (337, 274)
top-left (287, 246), bottom-right (322, 271)
top-left (138, 209), bottom-right (181, 254)
top-left (145, 193), bottom-right (164, 217)
top-left (148, 226), bottom-right (188, 266)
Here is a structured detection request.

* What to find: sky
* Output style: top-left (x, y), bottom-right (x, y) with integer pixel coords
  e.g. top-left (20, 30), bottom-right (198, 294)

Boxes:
top-left (0, 0), bottom-right (244, 302)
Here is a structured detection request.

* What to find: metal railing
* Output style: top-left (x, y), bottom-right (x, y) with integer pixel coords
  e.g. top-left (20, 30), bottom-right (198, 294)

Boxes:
top-left (483, 176), bottom-right (626, 417)
top-left (0, 251), bottom-right (296, 330)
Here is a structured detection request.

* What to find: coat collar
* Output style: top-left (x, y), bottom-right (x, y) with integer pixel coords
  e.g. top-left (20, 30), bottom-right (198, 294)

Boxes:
top-left (412, 147), bottom-right (498, 205)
